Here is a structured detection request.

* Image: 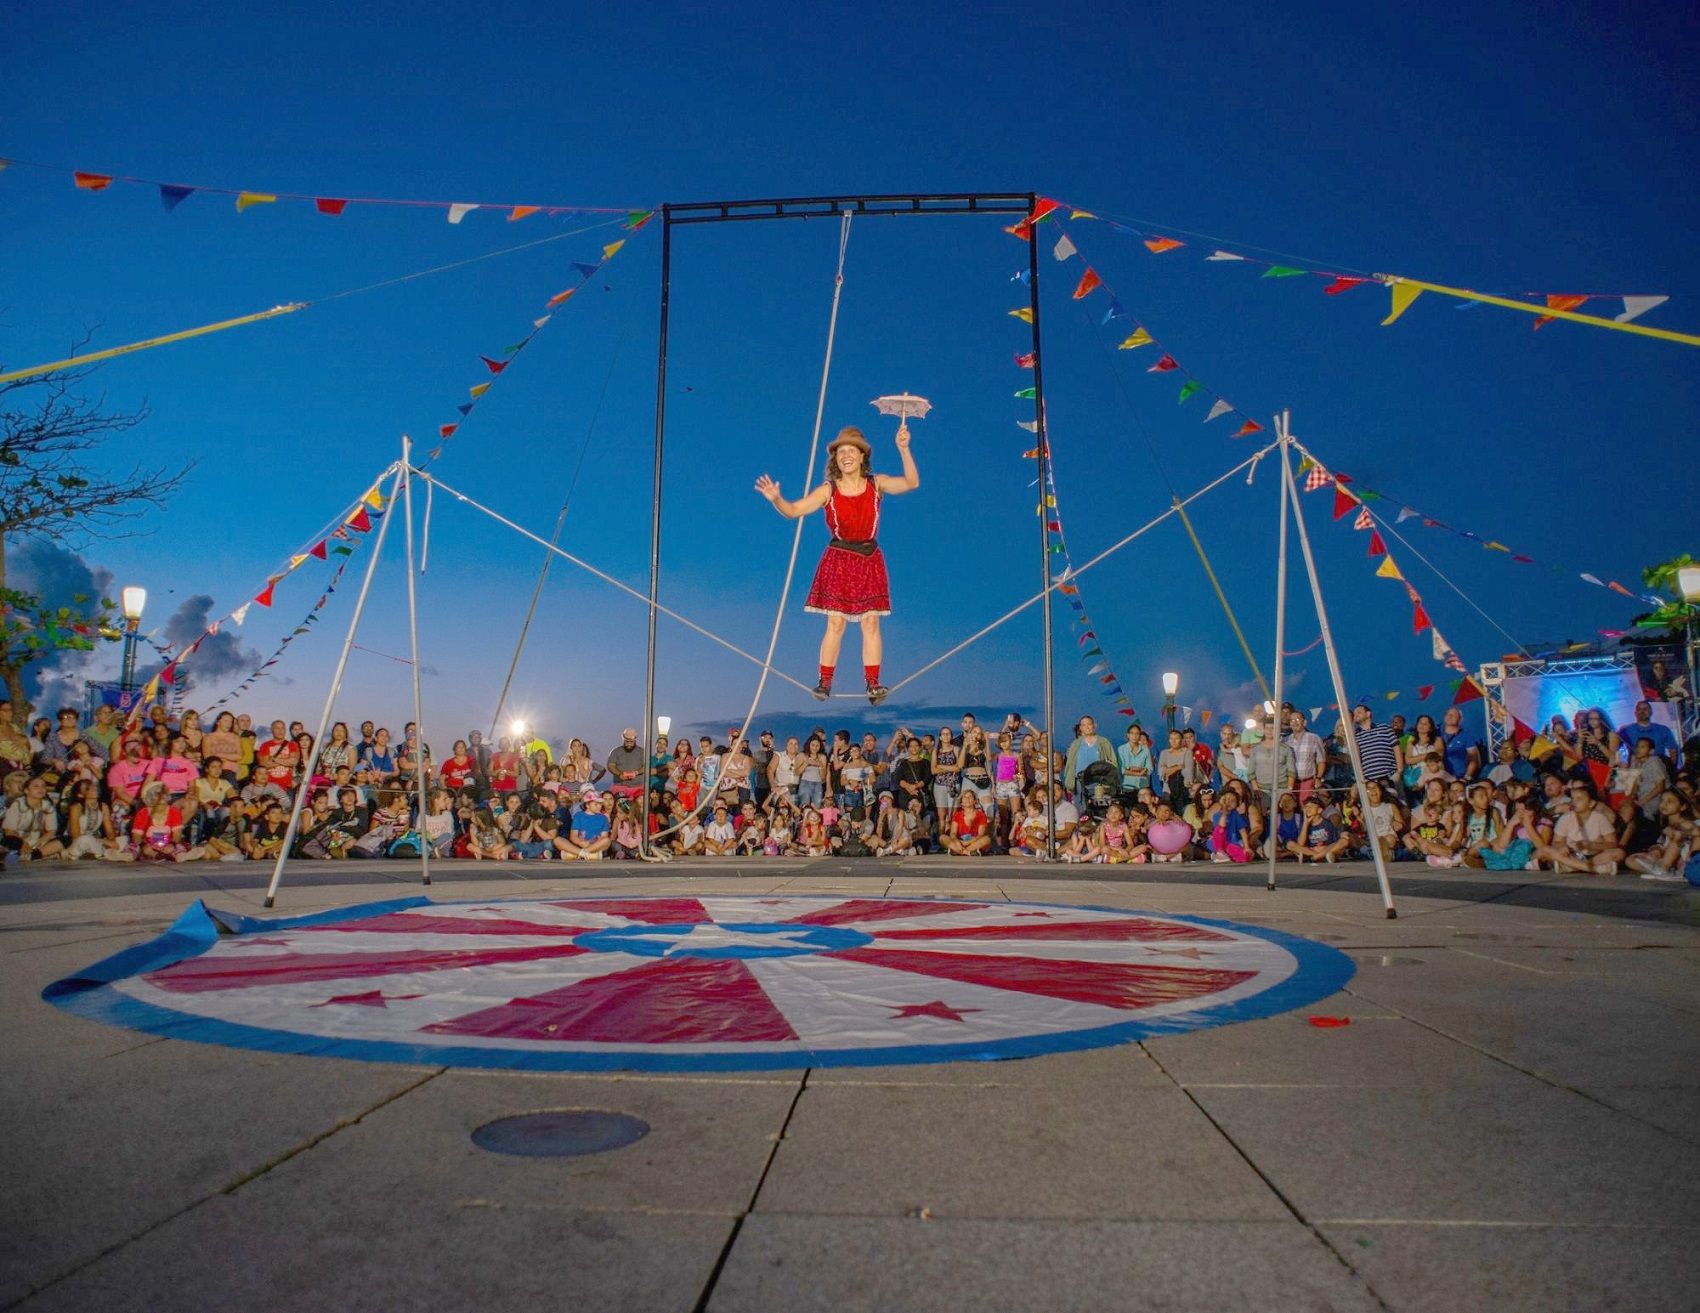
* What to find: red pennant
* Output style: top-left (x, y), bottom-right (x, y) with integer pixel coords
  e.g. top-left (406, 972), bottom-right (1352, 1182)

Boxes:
top-left (1004, 220), bottom-right (1033, 241)
top-left (73, 171), bottom-right (113, 191)
top-left (1412, 602), bottom-right (1431, 634)
top-left (1308, 1016), bottom-right (1351, 1028)
top-left (315, 198), bottom-right (349, 215)
top-left (1143, 236), bottom-right (1183, 254)
top-left (309, 541), bottom-right (328, 560)
top-left (160, 664), bottom-right (177, 686)
top-left (1367, 530), bottom-right (1386, 557)
top-left (480, 356), bottom-right (508, 374)
top-left (1332, 485), bottom-right (1358, 520)
top-left (547, 287), bottom-right (576, 308)
top-left (1452, 677), bottom-right (1484, 706)
top-left (439, 423), bottom-right (457, 439)
top-left (1417, 684), bottom-right (1434, 700)
top-left (1233, 419), bottom-right (1264, 437)
top-left (1147, 355), bottom-right (1178, 373)
top-left (1072, 268), bottom-right (1102, 300)
top-left (1030, 198), bottom-right (1061, 223)
top-left (1510, 717), bottom-right (1536, 745)
top-left (1322, 276), bottom-right (1365, 296)
top-left (1014, 351), bottom-right (1035, 368)
top-left (1512, 554), bottom-right (1533, 564)
top-left (253, 582), bottom-right (276, 608)
top-left (347, 506), bottom-right (373, 533)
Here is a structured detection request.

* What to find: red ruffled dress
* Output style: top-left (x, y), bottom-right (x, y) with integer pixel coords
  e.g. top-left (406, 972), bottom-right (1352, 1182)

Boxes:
top-left (804, 480), bottom-right (890, 618)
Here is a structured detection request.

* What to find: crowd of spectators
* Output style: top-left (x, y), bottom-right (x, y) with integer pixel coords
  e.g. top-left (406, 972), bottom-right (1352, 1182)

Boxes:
top-left (2, 697), bottom-right (1694, 881)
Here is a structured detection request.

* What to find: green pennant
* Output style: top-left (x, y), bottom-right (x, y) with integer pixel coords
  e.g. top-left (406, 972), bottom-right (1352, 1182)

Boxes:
top-left (1014, 386), bottom-right (1037, 399)
top-left (1262, 265), bottom-right (1307, 278)
top-left (1358, 489), bottom-right (1383, 502)
top-left (332, 546), bottom-right (353, 556)
top-left (1177, 379), bottom-right (1203, 404)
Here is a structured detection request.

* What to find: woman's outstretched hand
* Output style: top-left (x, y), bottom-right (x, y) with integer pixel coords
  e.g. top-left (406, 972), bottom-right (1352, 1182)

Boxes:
top-left (895, 422), bottom-right (911, 450)
top-left (755, 474), bottom-right (781, 503)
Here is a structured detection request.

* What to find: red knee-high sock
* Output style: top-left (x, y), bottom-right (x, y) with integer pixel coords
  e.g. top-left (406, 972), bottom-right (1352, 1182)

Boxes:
top-left (864, 663), bottom-right (880, 686)
top-left (818, 664), bottom-right (835, 688)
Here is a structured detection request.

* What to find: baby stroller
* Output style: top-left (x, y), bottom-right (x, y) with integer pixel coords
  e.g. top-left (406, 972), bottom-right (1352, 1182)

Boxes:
top-left (1078, 760), bottom-right (1122, 819)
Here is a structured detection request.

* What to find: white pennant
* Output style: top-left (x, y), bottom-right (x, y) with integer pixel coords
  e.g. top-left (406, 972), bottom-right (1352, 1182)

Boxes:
top-left (1617, 295), bottom-right (1669, 323)
top-left (1309, 706), bottom-right (1324, 721)
top-left (447, 203), bottom-right (478, 224)
top-left (1206, 250), bottom-right (1247, 261)
top-left (1052, 234), bottom-right (1077, 262)
top-left (230, 604), bottom-right (251, 626)
top-left (1396, 506), bottom-right (1418, 523)
top-left (1204, 398), bottom-right (1233, 423)
top-left (1016, 419), bottom-right (1038, 432)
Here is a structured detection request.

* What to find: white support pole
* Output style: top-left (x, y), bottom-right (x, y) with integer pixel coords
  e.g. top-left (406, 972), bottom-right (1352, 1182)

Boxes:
top-left (1265, 410), bottom-right (1291, 892)
top-left (1277, 415), bottom-right (1397, 918)
top-left (264, 465), bottom-right (405, 909)
top-left (401, 438), bottom-right (431, 887)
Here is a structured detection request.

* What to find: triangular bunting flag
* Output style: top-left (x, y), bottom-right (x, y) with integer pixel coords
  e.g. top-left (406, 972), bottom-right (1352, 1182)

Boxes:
top-left (1412, 602), bottom-right (1431, 634)
top-left (1030, 198), bottom-right (1061, 223)
top-left (447, 203), bottom-right (478, 224)
top-left (509, 205), bottom-right (540, 222)
top-left (235, 191), bottom-right (277, 213)
top-left (1118, 327), bottom-right (1153, 350)
top-left (289, 553), bottom-right (308, 569)
top-left (231, 604), bottom-right (250, 626)
top-left (1580, 573), bottom-right (1604, 586)
top-left (547, 288), bottom-right (576, 308)
top-left (1004, 220), bottom-right (1032, 240)
top-left (439, 423), bottom-right (457, 440)
top-left (469, 382), bottom-right (491, 398)
top-left (601, 239), bottom-right (626, 260)
top-left (1452, 677), bottom-right (1484, 705)
top-left (253, 582), bottom-right (276, 608)
top-left (1102, 299), bottom-right (1128, 324)
top-left (1532, 293), bottom-right (1588, 330)
top-left (1367, 530), bottom-right (1386, 557)
top-left (1052, 234), bottom-right (1077, 261)
top-left (310, 541), bottom-right (327, 560)
top-left (1009, 307), bottom-right (1034, 323)
top-left (1417, 685), bottom-right (1433, 700)
top-left (1396, 506), bottom-right (1418, 523)
top-left (1072, 268), bottom-right (1102, 299)
top-left (571, 262), bottom-right (600, 280)
top-left (1304, 465), bottom-right (1331, 492)
top-left (456, 403), bottom-right (473, 416)
top-left (362, 486), bottom-right (384, 509)
top-left (1607, 580), bottom-right (1634, 597)
top-left (1233, 419), bottom-right (1264, 437)
top-left (73, 171), bottom-right (113, 191)
top-left (1147, 354), bottom-right (1178, 373)
top-left (1177, 379), bottom-right (1203, 404)
top-left (624, 210), bottom-right (655, 230)
top-left (1375, 557), bottom-right (1403, 580)
top-left (1382, 281), bottom-right (1423, 325)
top-left (1323, 276), bottom-right (1365, 296)
top-left (1205, 399), bottom-right (1233, 423)
top-left (480, 356), bottom-right (508, 374)
top-left (1143, 237), bottom-right (1183, 253)
top-left (1205, 250), bottom-right (1246, 261)
top-left (347, 506), bottom-right (372, 533)
top-left (1016, 419), bottom-right (1039, 432)
top-left (1353, 506), bottom-right (1374, 530)
top-left (159, 184), bottom-right (194, 211)
top-left (1014, 351), bottom-right (1035, 368)
top-left (1333, 485), bottom-right (1358, 519)
top-left (1262, 266), bottom-right (1307, 278)
top-left (1617, 295), bottom-right (1669, 323)
top-left (315, 197), bottom-right (348, 215)
top-left (1014, 386), bottom-right (1037, 399)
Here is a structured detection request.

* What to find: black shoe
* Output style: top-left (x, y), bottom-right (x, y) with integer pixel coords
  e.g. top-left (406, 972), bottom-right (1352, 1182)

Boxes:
top-left (813, 681), bottom-right (832, 701)
top-left (866, 683), bottom-right (889, 705)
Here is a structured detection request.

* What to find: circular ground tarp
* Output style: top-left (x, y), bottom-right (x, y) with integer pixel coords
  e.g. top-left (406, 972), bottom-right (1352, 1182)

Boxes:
top-left (44, 894), bottom-right (1354, 1071)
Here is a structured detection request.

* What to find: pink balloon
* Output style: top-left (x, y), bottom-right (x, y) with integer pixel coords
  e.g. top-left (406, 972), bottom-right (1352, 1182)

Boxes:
top-left (1147, 819), bottom-right (1193, 855)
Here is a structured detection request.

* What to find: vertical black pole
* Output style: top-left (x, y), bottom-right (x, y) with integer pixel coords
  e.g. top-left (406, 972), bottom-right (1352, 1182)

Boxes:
top-left (642, 207), bottom-right (671, 856)
top-left (1027, 195), bottom-right (1057, 860)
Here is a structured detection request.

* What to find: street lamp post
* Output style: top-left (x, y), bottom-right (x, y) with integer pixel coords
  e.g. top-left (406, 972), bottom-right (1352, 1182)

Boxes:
top-left (119, 587), bottom-right (147, 699)
top-left (1161, 672), bottom-right (1179, 733)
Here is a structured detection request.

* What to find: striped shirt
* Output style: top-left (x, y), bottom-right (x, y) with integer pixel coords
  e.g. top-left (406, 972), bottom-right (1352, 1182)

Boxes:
top-left (1353, 722), bottom-right (1398, 782)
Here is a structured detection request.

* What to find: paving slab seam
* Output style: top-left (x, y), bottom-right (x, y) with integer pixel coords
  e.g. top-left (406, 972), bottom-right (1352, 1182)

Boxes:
top-left (1, 1067), bottom-right (444, 1313)
top-left (1339, 983), bottom-right (1700, 1149)
top-left (1313, 1217), bottom-right (1700, 1229)
top-left (1140, 1043), bottom-right (1397, 1312)
top-left (689, 1068), bottom-right (811, 1313)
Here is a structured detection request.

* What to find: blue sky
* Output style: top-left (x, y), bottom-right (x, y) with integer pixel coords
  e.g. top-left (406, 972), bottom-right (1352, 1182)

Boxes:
top-left (4, 0), bottom-right (1696, 750)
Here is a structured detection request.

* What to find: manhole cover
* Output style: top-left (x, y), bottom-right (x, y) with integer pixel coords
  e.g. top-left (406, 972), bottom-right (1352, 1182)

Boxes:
top-left (472, 1111), bottom-right (650, 1158)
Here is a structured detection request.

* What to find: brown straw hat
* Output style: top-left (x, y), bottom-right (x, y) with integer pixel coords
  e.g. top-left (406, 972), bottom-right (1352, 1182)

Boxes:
top-left (827, 425), bottom-right (871, 456)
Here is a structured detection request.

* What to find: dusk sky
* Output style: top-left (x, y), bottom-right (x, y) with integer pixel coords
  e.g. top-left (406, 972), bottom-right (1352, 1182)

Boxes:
top-left (5, 0), bottom-right (1696, 751)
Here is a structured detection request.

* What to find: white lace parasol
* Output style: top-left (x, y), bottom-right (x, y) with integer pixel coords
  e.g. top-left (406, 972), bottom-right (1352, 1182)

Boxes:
top-left (870, 392), bottom-right (931, 423)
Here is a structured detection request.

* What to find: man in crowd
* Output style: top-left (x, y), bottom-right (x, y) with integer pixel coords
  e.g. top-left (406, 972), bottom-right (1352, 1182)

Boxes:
top-left (1351, 702), bottom-right (1399, 785)
top-left (1287, 710), bottom-right (1326, 804)
top-left (1618, 700), bottom-right (1679, 769)
top-left (605, 728), bottom-right (647, 800)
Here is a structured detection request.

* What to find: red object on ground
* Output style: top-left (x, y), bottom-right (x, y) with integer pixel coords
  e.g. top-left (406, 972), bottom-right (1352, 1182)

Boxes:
top-left (1308, 1015), bottom-right (1351, 1028)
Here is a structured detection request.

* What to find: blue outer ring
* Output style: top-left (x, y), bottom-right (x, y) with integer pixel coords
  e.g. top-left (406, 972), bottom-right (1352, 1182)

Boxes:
top-left (41, 894), bottom-right (1355, 1072)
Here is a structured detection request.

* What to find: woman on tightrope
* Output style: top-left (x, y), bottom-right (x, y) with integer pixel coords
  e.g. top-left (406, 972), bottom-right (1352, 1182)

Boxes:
top-left (756, 422), bottom-right (920, 704)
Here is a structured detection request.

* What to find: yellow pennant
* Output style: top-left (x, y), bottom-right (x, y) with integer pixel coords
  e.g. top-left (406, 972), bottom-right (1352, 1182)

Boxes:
top-left (1069, 208), bottom-right (1096, 220)
top-left (1009, 307), bottom-right (1034, 323)
top-left (1118, 327), bottom-right (1153, 350)
top-left (362, 486), bottom-right (385, 510)
top-left (1485, 540), bottom-right (1510, 552)
top-left (289, 553), bottom-right (308, 569)
top-left (1382, 281), bottom-right (1423, 325)
top-left (602, 239), bottom-right (626, 261)
top-left (235, 191), bottom-right (278, 213)
top-left (1530, 734), bottom-right (1555, 757)
top-left (469, 382), bottom-right (490, 398)
top-left (1375, 557), bottom-right (1403, 580)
